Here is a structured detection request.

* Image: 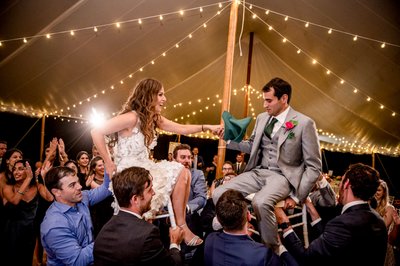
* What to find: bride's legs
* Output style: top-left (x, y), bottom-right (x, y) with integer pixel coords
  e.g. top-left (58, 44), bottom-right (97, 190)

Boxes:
top-left (171, 167), bottom-right (202, 245)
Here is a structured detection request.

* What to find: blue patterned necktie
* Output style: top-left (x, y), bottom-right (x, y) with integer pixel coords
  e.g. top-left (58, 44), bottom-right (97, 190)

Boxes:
top-left (264, 117), bottom-right (278, 139)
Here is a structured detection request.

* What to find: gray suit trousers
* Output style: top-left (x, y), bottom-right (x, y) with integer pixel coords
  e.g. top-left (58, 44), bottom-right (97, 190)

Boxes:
top-left (212, 168), bottom-right (291, 247)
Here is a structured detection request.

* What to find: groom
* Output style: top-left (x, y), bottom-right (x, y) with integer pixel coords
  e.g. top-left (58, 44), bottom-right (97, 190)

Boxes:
top-left (213, 77), bottom-right (322, 248)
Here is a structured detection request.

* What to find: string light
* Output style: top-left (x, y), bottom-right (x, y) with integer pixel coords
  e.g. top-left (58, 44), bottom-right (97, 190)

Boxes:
top-left (3, 2), bottom-right (236, 47)
top-left (49, 1), bottom-right (230, 117)
top-left (243, 4), bottom-right (398, 133)
top-left (245, 3), bottom-right (399, 48)
top-left (1, 2), bottom-right (397, 154)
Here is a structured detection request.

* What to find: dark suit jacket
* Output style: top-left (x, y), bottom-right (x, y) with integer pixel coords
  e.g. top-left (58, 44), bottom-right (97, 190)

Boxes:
top-left (235, 162), bottom-right (247, 175)
top-left (283, 203), bottom-right (387, 266)
top-left (94, 210), bottom-right (182, 266)
top-left (204, 232), bottom-right (298, 266)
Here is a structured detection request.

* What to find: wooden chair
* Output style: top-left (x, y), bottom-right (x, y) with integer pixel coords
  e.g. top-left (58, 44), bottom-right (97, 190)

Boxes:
top-left (245, 194), bottom-right (309, 248)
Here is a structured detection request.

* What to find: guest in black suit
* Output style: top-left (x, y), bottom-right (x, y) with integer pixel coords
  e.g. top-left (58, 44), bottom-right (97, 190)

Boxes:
top-left (234, 152), bottom-right (247, 175)
top-left (205, 189), bottom-right (299, 266)
top-left (276, 163), bottom-right (387, 266)
top-left (94, 166), bottom-right (184, 265)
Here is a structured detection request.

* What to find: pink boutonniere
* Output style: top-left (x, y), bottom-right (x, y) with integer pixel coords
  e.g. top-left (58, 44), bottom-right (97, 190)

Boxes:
top-left (284, 120), bottom-right (298, 139)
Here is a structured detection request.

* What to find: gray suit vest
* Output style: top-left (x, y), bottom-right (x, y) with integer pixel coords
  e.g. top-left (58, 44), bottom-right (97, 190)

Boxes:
top-left (260, 127), bottom-right (283, 174)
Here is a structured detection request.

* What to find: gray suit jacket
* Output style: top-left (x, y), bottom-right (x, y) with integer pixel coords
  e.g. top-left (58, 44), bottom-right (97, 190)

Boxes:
top-left (188, 169), bottom-right (207, 212)
top-left (227, 107), bottom-right (322, 202)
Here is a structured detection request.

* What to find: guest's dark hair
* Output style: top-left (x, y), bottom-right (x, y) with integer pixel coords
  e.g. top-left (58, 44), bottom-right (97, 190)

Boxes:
top-left (262, 77), bottom-right (292, 104)
top-left (76, 151), bottom-right (90, 162)
top-left (8, 160), bottom-right (36, 186)
top-left (216, 189), bottom-right (248, 231)
top-left (112, 166), bottom-right (151, 208)
top-left (343, 163), bottom-right (380, 201)
top-left (45, 166), bottom-right (76, 198)
top-left (64, 160), bottom-right (79, 173)
top-left (173, 144), bottom-right (192, 159)
top-left (0, 148), bottom-right (23, 172)
top-left (0, 148), bottom-right (23, 184)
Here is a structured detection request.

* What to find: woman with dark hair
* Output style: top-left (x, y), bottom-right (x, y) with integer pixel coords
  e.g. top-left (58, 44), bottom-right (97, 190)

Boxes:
top-left (88, 156), bottom-right (114, 237)
top-left (0, 148), bottom-right (23, 200)
top-left (0, 148), bottom-right (23, 259)
top-left (2, 160), bottom-right (53, 265)
top-left (76, 150), bottom-right (90, 189)
top-left (91, 78), bottom-right (222, 246)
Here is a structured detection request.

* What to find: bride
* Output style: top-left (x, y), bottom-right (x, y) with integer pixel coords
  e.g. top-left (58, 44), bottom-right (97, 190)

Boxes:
top-left (91, 78), bottom-right (221, 246)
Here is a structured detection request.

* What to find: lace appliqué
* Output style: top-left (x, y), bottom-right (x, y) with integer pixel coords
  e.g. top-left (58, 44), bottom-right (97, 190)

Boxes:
top-left (111, 125), bottom-right (182, 219)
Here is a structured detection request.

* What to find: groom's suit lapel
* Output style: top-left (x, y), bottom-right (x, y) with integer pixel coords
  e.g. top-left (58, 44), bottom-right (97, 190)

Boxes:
top-left (278, 109), bottom-right (298, 149)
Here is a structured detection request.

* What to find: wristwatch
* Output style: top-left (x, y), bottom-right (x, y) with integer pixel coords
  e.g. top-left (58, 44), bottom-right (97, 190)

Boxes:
top-left (279, 222), bottom-right (291, 230)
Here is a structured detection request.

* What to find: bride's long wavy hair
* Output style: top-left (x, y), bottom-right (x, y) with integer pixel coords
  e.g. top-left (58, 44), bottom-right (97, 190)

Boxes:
top-left (110, 78), bottom-right (162, 148)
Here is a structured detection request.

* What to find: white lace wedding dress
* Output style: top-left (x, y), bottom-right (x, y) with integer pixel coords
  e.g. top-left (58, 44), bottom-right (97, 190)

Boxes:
top-left (112, 123), bottom-right (183, 219)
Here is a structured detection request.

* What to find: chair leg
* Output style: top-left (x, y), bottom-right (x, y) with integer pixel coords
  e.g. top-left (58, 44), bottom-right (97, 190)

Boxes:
top-left (302, 204), bottom-right (309, 248)
top-left (167, 197), bottom-right (176, 228)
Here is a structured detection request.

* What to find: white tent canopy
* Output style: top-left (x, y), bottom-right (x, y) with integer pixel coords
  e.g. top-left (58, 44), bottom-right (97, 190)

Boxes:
top-left (1, 0), bottom-right (399, 155)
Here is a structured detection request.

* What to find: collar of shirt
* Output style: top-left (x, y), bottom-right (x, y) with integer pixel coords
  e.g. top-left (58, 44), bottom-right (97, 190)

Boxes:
top-left (271, 106), bottom-right (291, 137)
top-left (53, 200), bottom-right (81, 214)
top-left (341, 200), bottom-right (367, 214)
top-left (120, 208), bottom-right (143, 219)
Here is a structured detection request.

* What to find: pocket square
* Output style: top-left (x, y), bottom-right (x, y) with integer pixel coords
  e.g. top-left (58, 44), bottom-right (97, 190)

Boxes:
top-left (222, 111), bottom-right (252, 142)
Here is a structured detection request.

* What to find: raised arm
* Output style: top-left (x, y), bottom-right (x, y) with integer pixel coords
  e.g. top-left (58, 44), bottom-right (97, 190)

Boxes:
top-left (38, 183), bottom-right (54, 202)
top-left (158, 116), bottom-right (221, 135)
top-left (57, 138), bottom-right (69, 166)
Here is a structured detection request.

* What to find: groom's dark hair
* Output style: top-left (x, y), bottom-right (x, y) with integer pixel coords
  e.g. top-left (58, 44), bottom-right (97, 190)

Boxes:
top-left (263, 77), bottom-right (292, 104)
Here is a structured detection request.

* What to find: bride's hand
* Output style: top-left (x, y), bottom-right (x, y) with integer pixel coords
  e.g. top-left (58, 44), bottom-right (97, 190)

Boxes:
top-left (208, 125), bottom-right (223, 135)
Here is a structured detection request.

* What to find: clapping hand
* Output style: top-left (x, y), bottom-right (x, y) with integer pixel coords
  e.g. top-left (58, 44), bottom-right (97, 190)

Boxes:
top-left (393, 209), bottom-right (400, 225)
top-left (40, 160), bottom-right (52, 179)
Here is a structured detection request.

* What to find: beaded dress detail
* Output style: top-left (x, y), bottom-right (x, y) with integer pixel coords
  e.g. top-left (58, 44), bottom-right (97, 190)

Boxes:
top-left (113, 121), bottom-right (183, 219)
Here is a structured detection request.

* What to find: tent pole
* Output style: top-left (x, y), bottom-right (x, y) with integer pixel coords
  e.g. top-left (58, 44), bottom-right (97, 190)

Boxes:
top-left (372, 152), bottom-right (375, 168)
top-left (216, 0), bottom-right (239, 179)
top-left (39, 115), bottom-right (45, 162)
top-left (243, 32), bottom-right (254, 118)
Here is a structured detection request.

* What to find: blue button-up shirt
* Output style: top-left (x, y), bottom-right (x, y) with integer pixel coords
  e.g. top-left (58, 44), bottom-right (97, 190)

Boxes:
top-left (41, 173), bottom-right (112, 266)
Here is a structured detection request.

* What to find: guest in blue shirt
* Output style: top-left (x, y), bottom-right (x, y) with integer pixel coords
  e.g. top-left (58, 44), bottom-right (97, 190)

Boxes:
top-left (40, 166), bottom-right (112, 266)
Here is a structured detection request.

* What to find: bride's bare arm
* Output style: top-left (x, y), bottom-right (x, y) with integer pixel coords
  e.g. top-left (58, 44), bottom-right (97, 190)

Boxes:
top-left (158, 116), bottom-right (222, 135)
top-left (91, 112), bottom-right (139, 175)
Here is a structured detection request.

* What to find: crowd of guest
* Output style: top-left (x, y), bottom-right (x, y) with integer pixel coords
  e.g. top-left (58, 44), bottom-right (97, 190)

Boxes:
top-left (0, 136), bottom-right (399, 266)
